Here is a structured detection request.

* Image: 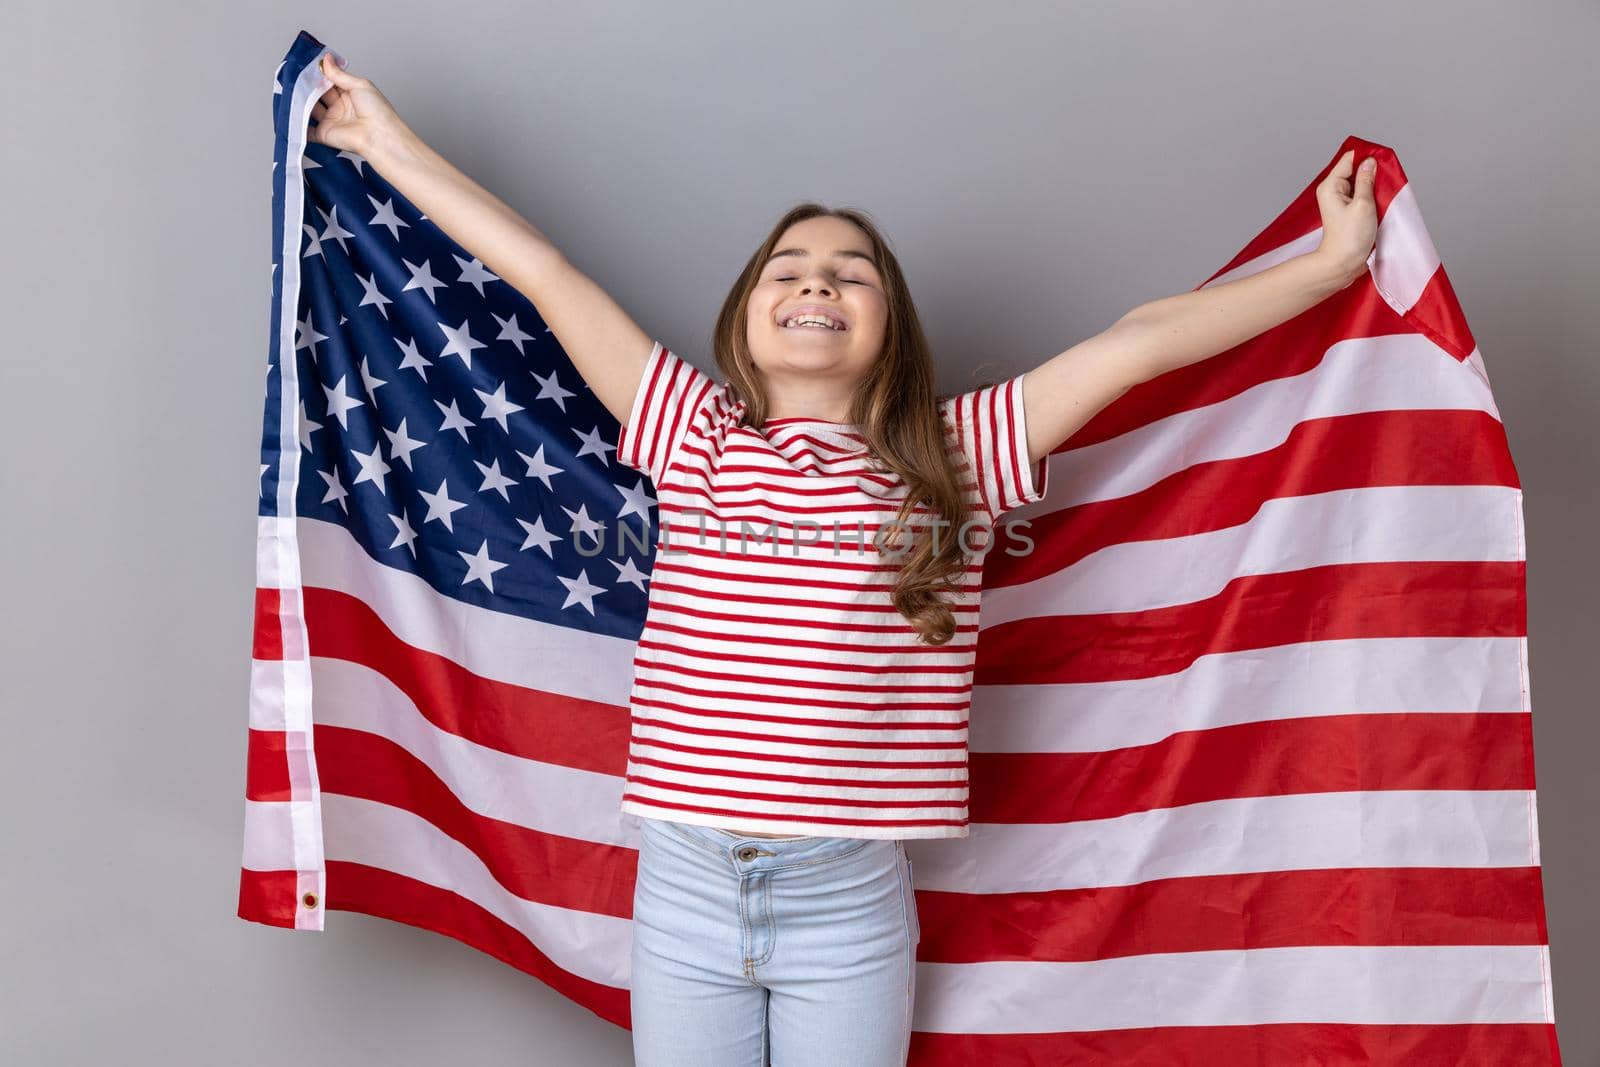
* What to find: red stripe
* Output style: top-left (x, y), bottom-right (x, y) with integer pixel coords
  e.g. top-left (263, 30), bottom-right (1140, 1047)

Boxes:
top-left (631, 693), bottom-right (970, 732)
top-left (643, 577), bottom-right (981, 614)
top-left (312, 725), bottom-right (637, 916)
top-left (621, 792), bottom-right (966, 831)
top-left (646, 617), bottom-right (978, 656)
top-left (972, 712), bottom-right (1536, 824)
top-left (301, 585), bottom-right (628, 770)
top-left (647, 558), bottom-right (975, 591)
top-left (909, 1021), bottom-right (1559, 1065)
top-left (978, 559), bottom-right (1526, 685)
top-left (638, 345), bottom-right (675, 473)
top-left (919, 864), bottom-right (1553, 964)
top-left (1067, 282), bottom-right (1418, 450)
top-left (643, 598), bottom-right (979, 639)
top-left (243, 727), bottom-right (294, 801)
top-left (989, 407), bottom-right (1520, 590)
top-left (236, 868), bottom-right (300, 928)
top-left (634, 637), bottom-right (976, 675)
top-left (998, 375), bottom-right (1024, 511)
top-left (630, 684), bottom-right (966, 716)
top-left (630, 714), bottom-right (967, 756)
top-left (632, 655), bottom-right (972, 694)
top-left (624, 772), bottom-right (964, 812)
top-left (252, 586), bottom-right (284, 661)
top-left (323, 860), bottom-right (632, 1029)
top-left (1408, 264), bottom-right (1478, 361)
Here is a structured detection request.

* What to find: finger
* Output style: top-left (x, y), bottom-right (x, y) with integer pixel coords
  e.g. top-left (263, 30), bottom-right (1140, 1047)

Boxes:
top-left (1353, 156), bottom-right (1378, 199)
top-left (320, 51), bottom-right (362, 88)
top-left (1327, 148), bottom-right (1354, 182)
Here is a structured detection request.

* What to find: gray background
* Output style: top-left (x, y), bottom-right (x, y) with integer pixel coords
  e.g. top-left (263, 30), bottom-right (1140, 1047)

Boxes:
top-left (4, 1), bottom-right (1595, 1063)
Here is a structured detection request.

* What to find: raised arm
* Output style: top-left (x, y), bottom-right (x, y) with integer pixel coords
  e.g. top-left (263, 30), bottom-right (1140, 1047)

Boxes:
top-left (1016, 150), bottom-right (1380, 466)
top-left (309, 52), bottom-right (652, 427)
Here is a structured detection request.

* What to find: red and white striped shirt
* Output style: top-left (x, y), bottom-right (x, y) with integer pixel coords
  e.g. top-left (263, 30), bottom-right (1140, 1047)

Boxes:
top-left (615, 340), bottom-right (1048, 839)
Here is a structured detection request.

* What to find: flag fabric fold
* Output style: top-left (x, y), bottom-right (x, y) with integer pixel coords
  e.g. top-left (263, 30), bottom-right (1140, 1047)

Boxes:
top-left (242, 30), bottom-right (1562, 1063)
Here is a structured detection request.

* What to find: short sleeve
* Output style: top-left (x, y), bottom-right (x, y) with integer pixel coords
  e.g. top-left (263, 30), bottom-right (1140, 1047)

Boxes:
top-left (941, 369), bottom-right (1049, 520)
top-left (616, 340), bottom-right (719, 485)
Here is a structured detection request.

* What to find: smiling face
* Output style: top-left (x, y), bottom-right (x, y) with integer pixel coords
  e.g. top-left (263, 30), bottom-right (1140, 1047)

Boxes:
top-left (744, 215), bottom-right (890, 419)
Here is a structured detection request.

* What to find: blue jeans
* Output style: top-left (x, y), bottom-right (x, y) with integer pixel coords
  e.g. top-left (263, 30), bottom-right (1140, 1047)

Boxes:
top-left (628, 816), bottom-right (921, 1066)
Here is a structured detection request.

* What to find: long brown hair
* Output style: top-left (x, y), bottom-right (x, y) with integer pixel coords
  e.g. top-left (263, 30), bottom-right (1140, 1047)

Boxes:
top-left (711, 203), bottom-right (974, 646)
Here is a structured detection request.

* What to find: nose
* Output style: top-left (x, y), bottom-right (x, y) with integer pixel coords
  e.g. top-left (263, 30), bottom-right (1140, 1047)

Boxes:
top-left (798, 272), bottom-right (836, 298)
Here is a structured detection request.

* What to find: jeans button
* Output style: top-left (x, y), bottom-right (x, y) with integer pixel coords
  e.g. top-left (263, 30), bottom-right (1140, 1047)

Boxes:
top-left (736, 846), bottom-right (758, 861)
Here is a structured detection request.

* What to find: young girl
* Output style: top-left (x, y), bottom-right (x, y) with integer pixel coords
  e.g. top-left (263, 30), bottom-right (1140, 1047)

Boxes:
top-left (309, 52), bottom-right (1378, 1067)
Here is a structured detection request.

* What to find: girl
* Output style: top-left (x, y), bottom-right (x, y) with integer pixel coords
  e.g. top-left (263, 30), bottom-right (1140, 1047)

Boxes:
top-left (309, 52), bottom-right (1377, 1067)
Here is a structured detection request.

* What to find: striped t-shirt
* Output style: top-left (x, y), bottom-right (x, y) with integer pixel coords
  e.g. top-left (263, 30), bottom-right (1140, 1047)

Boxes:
top-left (615, 340), bottom-right (1049, 839)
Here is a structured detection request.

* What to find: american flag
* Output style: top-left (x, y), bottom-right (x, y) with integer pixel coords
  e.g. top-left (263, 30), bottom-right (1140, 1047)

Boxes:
top-left (242, 31), bottom-right (1563, 1063)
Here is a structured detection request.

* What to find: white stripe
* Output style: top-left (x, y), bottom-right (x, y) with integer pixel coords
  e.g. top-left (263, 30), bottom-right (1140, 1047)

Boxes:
top-left (983, 483), bottom-right (1522, 626)
top-left (906, 790), bottom-right (1540, 895)
top-left (241, 796), bottom-right (324, 891)
top-left (294, 516), bottom-right (637, 704)
top-left (249, 657), bottom-right (316, 732)
top-left (1020, 332), bottom-right (1497, 517)
top-left (1201, 227), bottom-right (1324, 290)
top-left (914, 943), bottom-right (1553, 1032)
top-left (973, 636), bottom-right (1527, 754)
top-left (1367, 181), bottom-right (1442, 316)
top-left (309, 656), bottom-right (630, 845)
top-left (319, 795), bottom-right (633, 987)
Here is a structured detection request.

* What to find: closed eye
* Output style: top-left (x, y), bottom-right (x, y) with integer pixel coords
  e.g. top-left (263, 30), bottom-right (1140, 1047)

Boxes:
top-left (774, 276), bottom-right (864, 284)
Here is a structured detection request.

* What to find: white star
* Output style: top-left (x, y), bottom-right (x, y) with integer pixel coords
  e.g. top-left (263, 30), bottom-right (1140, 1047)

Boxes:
top-left (474, 458), bottom-right (517, 501)
top-left (322, 375), bottom-right (365, 430)
top-left (395, 336), bottom-right (432, 380)
top-left (611, 556), bottom-right (650, 592)
top-left (317, 466), bottom-right (349, 513)
top-left (474, 381), bottom-right (525, 432)
top-left (453, 254), bottom-right (501, 296)
top-left (356, 271), bottom-right (393, 320)
top-left (336, 148), bottom-right (369, 174)
top-left (302, 154), bottom-right (322, 171)
top-left (493, 312), bottom-right (536, 355)
top-left (295, 310), bottom-right (329, 360)
top-left (297, 400), bottom-right (324, 452)
top-left (260, 462), bottom-right (270, 490)
top-left (573, 425), bottom-right (617, 464)
top-left (516, 444), bottom-right (564, 490)
top-left (562, 502), bottom-right (607, 543)
top-left (316, 204), bottom-right (355, 256)
top-left (352, 442), bottom-right (392, 496)
top-left (458, 539), bottom-right (510, 593)
top-left (516, 515), bottom-right (561, 558)
top-left (300, 222), bottom-right (326, 260)
top-left (532, 368), bottom-right (576, 412)
top-left (615, 478), bottom-right (657, 522)
top-left (419, 477), bottom-right (468, 532)
top-left (358, 355), bottom-right (388, 400)
top-left (383, 417), bottom-right (426, 470)
top-left (367, 194), bottom-right (410, 241)
top-left (401, 258), bottom-right (447, 302)
top-left (434, 397), bottom-right (474, 440)
top-left (436, 318), bottom-right (486, 368)
top-left (557, 568), bottom-right (605, 614)
top-left (387, 507), bottom-right (419, 558)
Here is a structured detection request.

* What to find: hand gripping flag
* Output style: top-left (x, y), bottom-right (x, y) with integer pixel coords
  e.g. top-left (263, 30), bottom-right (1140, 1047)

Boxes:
top-left (242, 30), bottom-right (1564, 1063)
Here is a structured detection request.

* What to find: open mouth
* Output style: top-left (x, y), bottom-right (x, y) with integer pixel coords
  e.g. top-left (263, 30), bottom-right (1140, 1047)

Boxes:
top-left (778, 307), bottom-right (848, 332)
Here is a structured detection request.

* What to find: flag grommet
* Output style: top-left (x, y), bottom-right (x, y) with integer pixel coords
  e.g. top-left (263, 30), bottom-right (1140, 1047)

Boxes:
top-left (302, 892), bottom-right (319, 908)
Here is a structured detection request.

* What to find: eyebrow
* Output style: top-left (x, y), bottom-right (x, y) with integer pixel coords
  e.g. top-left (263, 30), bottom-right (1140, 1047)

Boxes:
top-left (762, 248), bottom-right (880, 271)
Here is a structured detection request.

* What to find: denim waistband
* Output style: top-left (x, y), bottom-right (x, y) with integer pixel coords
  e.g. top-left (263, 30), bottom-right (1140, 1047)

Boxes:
top-left (654, 817), bottom-right (891, 869)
